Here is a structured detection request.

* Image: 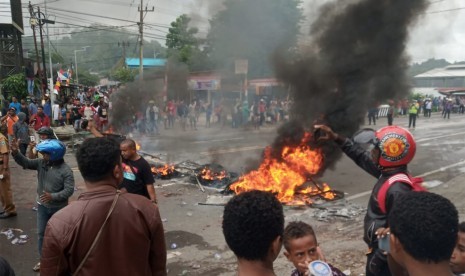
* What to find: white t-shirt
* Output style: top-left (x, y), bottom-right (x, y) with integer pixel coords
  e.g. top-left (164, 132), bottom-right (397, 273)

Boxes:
top-left (52, 104), bottom-right (60, 121)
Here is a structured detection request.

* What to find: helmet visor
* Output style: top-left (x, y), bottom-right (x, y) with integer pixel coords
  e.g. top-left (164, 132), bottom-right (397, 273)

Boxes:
top-left (352, 128), bottom-right (378, 150)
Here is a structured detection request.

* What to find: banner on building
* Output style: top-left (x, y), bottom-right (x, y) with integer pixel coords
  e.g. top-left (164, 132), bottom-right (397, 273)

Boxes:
top-left (188, 79), bottom-right (221, 91)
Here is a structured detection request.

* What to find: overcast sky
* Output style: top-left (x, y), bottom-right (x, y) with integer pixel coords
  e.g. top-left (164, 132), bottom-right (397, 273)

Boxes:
top-left (22, 0), bottom-right (465, 64)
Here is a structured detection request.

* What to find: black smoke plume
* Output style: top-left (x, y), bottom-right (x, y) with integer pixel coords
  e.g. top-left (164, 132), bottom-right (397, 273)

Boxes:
top-left (272, 0), bottom-right (429, 170)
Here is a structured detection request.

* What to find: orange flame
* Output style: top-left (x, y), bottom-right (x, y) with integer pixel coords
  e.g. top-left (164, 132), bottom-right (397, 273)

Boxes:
top-left (199, 167), bottom-right (227, 181)
top-left (230, 132), bottom-right (337, 205)
top-left (151, 164), bottom-right (175, 176)
top-left (135, 142), bottom-right (141, 151)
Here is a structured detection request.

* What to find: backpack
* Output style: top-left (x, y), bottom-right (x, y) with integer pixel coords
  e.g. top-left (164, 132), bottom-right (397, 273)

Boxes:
top-left (378, 173), bottom-right (427, 214)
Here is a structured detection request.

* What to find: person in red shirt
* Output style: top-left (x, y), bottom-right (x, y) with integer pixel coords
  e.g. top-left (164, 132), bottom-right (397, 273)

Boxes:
top-left (30, 106), bottom-right (51, 131)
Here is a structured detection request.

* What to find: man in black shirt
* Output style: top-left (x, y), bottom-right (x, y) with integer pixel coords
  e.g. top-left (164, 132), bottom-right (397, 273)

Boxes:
top-left (120, 139), bottom-right (157, 204)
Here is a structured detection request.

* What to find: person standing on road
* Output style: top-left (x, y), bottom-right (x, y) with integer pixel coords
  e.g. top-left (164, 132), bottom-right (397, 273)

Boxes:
top-left (1, 107), bottom-right (19, 142)
top-left (314, 124), bottom-right (419, 276)
top-left (40, 137), bottom-right (167, 276)
top-left (367, 107), bottom-right (377, 126)
top-left (0, 124), bottom-right (16, 219)
top-left (146, 100), bottom-right (159, 134)
top-left (444, 99), bottom-right (453, 119)
top-left (120, 139), bottom-right (158, 205)
top-left (177, 100), bottom-right (188, 131)
top-left (206, 103), bottom-right (212, 128)
top-left (425, 98), bottom-right (432, 117)
top-left (11, 139), bottom-right (75, 272)
top-left (387, 100), bottom-right (394, 126)
top-left (167, 100), bottom-right (175, 129)
top-left (13, 112), bottom-right (30, 156)
top-left (188, 101), bottom-right (197, 130)
top-left (408, 101), bottom-right (418, 129)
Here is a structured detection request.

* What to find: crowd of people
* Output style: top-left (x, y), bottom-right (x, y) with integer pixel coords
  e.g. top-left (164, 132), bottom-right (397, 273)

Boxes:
top-left (368, 96), bottom-right (465, 128)
top-left (128, 97), bottom-right (292, 135)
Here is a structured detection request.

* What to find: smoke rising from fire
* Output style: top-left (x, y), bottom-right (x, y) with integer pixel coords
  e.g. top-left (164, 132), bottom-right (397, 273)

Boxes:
top-left (273, 0), bottom-right (429, 170)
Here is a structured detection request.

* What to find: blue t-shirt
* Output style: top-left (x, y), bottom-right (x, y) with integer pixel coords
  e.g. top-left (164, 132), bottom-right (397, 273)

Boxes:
top-left (9, 102), bottom-right (21, 112)
top-left (43, 102), bottom-right (52, 117)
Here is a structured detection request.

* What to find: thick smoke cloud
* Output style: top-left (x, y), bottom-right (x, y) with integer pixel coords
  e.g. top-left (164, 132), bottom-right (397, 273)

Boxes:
top-left (272, 0), bottom-right (429, 170)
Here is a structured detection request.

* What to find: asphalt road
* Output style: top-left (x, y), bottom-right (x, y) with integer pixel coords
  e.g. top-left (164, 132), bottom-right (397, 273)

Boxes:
top-left (1, 111), bottom-right (465, 275)
top-left (140, 112), bottom-right (465, 204)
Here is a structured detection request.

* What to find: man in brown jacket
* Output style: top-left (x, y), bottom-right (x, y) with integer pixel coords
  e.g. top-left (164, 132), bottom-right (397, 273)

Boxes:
top-left (40, 137), bottom-right (167, 275)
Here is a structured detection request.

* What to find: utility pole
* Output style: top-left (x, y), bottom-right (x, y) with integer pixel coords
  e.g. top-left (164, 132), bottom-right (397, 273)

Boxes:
top-left (44, 0), bottom-right (54, 102)
top-left (37, 7), bottom-right (47, 94)
top-left (29, 2), bottom-right (44, 96)
top-left (138, 0), bottom-right (154, 80)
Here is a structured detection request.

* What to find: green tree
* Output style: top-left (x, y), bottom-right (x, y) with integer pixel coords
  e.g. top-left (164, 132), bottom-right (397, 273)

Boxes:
top-left (112, 67), bottom-right (136, 83)
top-left (166, 15), bottom-right (200, 66)
top-left (51, 52), bottom-right (65, 64)
top-left (206, 0), bottom-right (303, 78)
top-left (77, 71), bottom-right (100, 87)
top-left (1, 73), bottom-right (29, 100)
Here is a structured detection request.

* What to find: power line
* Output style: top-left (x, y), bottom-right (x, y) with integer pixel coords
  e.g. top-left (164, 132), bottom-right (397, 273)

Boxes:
top-left (18, 3), bottom-right (176, 28)
top-left (428, 6), bottom-right (465, 14)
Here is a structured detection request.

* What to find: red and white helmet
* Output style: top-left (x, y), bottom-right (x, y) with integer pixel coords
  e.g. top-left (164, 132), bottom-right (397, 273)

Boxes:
top-left (375, 126), bottom-right (416, 167)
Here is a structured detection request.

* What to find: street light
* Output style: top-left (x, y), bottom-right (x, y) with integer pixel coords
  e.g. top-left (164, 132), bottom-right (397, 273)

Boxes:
top-left (74, 46), bottom-right (90, 85)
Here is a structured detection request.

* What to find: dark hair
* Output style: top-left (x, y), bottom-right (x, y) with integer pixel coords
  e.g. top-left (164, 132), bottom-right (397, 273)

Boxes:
top-left (37, 106), bottom-right (44, 110)
top-left (222, 191), bottom-right (284, 261)
top-left (459, 222), bottom-right (465, 233)
top-left (76, 137), bottom-right (121, 182)
top-left (121, 139), bottom-right (136, 149)
top-left (283, 221), bottom-right (317, 251)
top-left (389, 192), bottom-right (458, 263)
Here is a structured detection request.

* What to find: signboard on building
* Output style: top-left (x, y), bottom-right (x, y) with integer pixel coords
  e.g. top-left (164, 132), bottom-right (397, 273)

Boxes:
top-left (235, 59), bottom-right (248, 74)
top-left (188, 79), bottom-right (221, 91)
top-left (0, 0), bottom-right (24, 33)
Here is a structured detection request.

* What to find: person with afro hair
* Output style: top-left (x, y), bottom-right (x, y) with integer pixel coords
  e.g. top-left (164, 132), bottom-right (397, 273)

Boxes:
top-left (451, 222), bottom-right (465, 276)
top-left (387, 192), bottom-right (458, 276)
top-left (222, 190), bottom-right (284, 276)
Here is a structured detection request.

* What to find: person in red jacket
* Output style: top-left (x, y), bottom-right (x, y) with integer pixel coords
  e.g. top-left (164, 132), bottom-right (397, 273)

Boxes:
top-left (29, 106), bottom-right (51, 131)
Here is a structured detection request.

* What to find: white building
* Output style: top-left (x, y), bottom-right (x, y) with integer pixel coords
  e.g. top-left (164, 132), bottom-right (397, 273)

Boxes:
top-left (413, 65), bottom-right (465, 97)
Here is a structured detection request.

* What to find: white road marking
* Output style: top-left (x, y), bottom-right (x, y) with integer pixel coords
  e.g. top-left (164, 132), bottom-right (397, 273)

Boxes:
top-left (199, 145), bottom-right (265, 156)
top-left (415, 131), bottom-right (465, 143)
top-left (346, 159), bottom-right (465, 201)
top-left (192, 137), bottom-right (244, 144)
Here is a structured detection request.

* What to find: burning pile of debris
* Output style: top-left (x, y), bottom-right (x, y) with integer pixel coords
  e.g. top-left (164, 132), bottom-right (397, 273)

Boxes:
top-left (229, 132), bottom-right (343, 206)
top-left (192, 164), bottom-right (239, 190)
top-left (136, 130), bottom-right (343, 207)
top-left (151, 164), bottom-right (180, 179)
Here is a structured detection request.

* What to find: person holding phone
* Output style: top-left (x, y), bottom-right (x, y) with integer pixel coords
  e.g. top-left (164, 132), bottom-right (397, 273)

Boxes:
top-left (11, 139), bottom-right (74, 272)
top-left (314, 124), bottom-right (419, 276)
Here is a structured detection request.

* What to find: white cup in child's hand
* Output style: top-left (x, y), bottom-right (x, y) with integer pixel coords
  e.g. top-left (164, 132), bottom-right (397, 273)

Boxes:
top-left (308, 260), bottom-right (332, 276)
